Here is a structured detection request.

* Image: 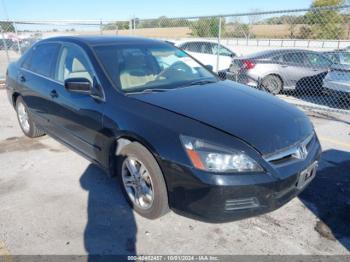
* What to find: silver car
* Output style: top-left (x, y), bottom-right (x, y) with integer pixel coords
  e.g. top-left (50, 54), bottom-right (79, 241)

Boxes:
top-left (323, 63), bottom-right (350, 100)
top-left (322, 51), bottom-right (350, 65)
top-left (228, 49), bottom-right (332, 94)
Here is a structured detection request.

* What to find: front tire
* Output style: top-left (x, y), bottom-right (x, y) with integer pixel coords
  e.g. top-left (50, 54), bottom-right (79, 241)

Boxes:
top-left (15, 96), bottom-right (45, 138)
top-left (118, 142), bottom-right (169, 219)
top-left (261, 75), bottom-right (283, 95)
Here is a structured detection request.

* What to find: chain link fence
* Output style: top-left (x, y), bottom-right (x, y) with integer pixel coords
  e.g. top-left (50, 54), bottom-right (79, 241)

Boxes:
top-left (1, 5), bottom-right (350, 113)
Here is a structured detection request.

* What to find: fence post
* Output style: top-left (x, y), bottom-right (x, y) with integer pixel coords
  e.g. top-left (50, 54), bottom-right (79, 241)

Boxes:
top-left (216, 16), bottom-right (222, 72)
top-left (0, 28), bottom-right (10, 64)
top-left (13, 21), bottom-right (21, 55)
top-left (99, 19), bottom-right (103, 35)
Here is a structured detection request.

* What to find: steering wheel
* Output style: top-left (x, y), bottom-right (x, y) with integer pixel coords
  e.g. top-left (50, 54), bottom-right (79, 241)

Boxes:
top-left (155, 61), bottom-right (193, 81)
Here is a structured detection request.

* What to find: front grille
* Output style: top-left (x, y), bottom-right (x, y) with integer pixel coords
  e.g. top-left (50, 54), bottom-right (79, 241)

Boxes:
top-left (263, 133), bottom-right (315, 166)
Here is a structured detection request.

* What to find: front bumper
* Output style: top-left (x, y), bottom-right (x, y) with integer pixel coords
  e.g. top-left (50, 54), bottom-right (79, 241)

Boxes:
top-left (5, 82), bottom-right (15, 107)
top-left (160, 136), bottom-right (322, 223)
top-left (225, 71), bottom-right (259, 87)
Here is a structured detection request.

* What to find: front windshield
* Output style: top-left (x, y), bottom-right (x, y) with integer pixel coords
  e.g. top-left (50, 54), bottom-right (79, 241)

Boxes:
top-left (94, 43), bottom-right (217, 93)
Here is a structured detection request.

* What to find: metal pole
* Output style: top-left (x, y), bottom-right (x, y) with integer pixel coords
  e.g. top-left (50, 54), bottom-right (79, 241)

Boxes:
top-left (13, 22), bottom-right (21, 55)
top-left (216, 16), bottom-right (222, 72)
top-left (99, 19), bottom-right (103, 35)
top-left (129, 19), bottom-right (132, 35)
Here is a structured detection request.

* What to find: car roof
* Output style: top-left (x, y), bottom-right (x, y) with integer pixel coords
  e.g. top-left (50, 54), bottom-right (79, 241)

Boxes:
top-left (240, 49), bottom-right (320, 59)
top-left (177, 39), bottom-right (220, 44)
top-left (40, 35), bottom-right (168, 46)
top-left (323, 50), bottom-right (349, 54)
top-left (176, 39), bottom-right (230, 47)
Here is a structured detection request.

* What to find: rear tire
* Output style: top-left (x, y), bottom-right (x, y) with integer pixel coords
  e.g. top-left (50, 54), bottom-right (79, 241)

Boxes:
top-left (15, 96), bottom-right (45, 138)
top-left (118, 142), bottom-right (169, 219)
top-left (261, 75), bottom-right (283, 95)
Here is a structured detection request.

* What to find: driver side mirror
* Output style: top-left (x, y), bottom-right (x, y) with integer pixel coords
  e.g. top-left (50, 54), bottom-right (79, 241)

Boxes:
top-left (64, 77), bottom-right (92, 94)
top-left (205, 64), bottom-right (214, 71)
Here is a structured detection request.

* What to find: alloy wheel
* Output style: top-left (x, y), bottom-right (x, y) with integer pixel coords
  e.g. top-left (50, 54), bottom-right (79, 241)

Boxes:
top-left (121, 157), bottom-right (154, 210)
top-left (17, 102), bottom-right (30, 133)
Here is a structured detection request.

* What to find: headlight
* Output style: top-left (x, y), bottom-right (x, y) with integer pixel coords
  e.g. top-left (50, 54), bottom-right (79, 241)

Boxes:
top-left (180, 135), bottom-right (263, 173)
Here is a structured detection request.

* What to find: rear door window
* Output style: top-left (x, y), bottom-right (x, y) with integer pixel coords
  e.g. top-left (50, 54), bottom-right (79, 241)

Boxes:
top-left (29, 43), bottom-right (61, 77)
top-left (324, 53), bottom-right (339, 64)
top-left (271, 55), bottom-right (282, 62)
top-left (342, 53), bottom-right (350, 64)
top-left (201, 43), bottom-right (212, 54)
top-left (210, 43), bottom-right (233, 56)
top-left (305, 53), bottom-right (331, 67)
top-left (186, 42), bottom-right (201, 53)
top-left (282, 53), bottom-right (306, 65)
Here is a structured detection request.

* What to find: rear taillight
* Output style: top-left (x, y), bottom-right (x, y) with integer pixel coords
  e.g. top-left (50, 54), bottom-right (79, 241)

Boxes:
top-left (242, 60), bottom-right (255, 70)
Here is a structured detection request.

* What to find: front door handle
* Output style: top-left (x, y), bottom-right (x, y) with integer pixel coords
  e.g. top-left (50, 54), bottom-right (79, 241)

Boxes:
top-left (50, 90), bottom-right (58, 99)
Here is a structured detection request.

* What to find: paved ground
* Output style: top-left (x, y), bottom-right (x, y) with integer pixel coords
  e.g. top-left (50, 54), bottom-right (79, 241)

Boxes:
top-left (0, 89), bottom-right (349, 256)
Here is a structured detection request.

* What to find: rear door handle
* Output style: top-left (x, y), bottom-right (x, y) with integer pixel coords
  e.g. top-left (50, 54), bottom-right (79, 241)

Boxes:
top-left (50, 90), bottom-right (58, 98)
top-left (19, 75), bottom-right (26, 82)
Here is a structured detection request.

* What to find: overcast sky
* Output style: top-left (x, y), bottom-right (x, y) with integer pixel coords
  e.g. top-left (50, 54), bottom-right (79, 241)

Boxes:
top-left (0, 0), bottom-right (313, 21)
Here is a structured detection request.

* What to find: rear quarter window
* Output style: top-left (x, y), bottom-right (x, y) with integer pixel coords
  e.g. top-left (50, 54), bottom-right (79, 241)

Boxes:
top-left (282, 53), bottom-right (306, 65)
top-left (21, 50), bottom-right (33, 70)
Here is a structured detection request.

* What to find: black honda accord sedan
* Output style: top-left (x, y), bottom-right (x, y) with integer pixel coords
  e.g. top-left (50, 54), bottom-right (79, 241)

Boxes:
top-left (6, 36), bottom-right (321, 222)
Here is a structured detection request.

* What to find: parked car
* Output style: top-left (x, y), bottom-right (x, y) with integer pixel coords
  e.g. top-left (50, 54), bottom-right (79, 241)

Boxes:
top-left (6, 36), bottom-right (321, 222)
top-left (228, 49), bottom-right (333, 95)
top-left (322, 51), bottom-right (350, 66)
top-left (176, 40), bottom-right (236, 72)
top-left (323, 63), bottom-right (350, 100)
top-left (0, 38), bottom-right (15, 50)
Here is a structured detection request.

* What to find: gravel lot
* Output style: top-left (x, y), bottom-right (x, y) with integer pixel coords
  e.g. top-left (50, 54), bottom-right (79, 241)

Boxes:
top-left (0, 89), bottom-right (349, 256)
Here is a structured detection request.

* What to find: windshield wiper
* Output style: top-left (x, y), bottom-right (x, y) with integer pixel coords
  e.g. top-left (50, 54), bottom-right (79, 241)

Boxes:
top-left (186, 79), bottom-right (217, 86)
top-left (126, 88), bottom-right (169, 95)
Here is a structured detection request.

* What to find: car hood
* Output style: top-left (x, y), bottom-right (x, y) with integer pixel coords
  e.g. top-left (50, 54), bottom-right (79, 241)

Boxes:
top-left (133, 81), bottom-right (313, 155)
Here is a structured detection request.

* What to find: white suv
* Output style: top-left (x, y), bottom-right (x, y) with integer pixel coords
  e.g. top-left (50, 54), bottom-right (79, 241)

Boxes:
top-left (176, 40), bottom-right (236, 72)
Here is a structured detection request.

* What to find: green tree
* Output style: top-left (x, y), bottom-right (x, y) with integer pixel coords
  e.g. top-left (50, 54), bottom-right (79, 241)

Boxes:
top-left (304, 0), bottom-right (345, 39)
top-left (227, 22), bottom-right (254, 38)
top-left (263, 15), bottom-right (304, 25)
top-left (138, 16), bottom-right (190, 29)
top-left (0, 22), bottom-right (15, 32)
top-left (191, 17), bottom-right (225, 37)
top-left (102, 21), bottom-right (129, 30)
